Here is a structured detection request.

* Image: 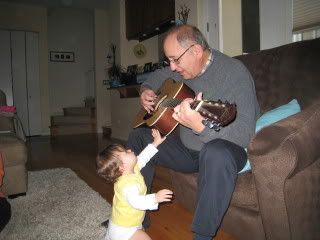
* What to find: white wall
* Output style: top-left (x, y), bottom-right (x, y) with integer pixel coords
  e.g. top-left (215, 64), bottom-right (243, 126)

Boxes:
top-left (260, 0), bottom-right (292, 50)
top-left (48, 8), bottom-right (94, 115)
top-left (220, 0), bottom-right (242, 56)
top-left (94, 9), bottom-right (112, 132)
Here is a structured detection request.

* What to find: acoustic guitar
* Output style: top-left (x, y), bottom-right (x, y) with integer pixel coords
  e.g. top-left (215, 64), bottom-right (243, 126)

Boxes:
top-left (132, 78), bottom-right (237, 136)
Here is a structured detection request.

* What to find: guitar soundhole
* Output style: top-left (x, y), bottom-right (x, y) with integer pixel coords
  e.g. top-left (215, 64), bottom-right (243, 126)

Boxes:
top-left (143, 113), bottom-right (153, 120)
top-left (155, 95), bottom-right (167, 110)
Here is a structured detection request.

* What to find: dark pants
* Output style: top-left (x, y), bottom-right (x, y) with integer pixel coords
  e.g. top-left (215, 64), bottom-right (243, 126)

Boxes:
top-left (0, 197), bottom-right (11, 232)
top-left (127, 127), bottom-right (247, 237)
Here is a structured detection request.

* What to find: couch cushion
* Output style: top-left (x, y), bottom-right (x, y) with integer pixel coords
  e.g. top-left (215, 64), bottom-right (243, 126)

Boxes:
top-left (0, 134), bottom-right (27, 167)
top-left (230, 171), bottom-right (259, 210)
top-left (236, 38), bottom-right (320, 113)
top-left (255, 99), bottom-right (301, 133)
top-left (239, 99), bottom-right (301, 173)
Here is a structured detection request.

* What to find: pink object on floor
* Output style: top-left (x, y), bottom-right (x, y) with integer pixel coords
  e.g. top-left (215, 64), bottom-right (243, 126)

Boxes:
top-left (0, 105), bottom-right (16, 112)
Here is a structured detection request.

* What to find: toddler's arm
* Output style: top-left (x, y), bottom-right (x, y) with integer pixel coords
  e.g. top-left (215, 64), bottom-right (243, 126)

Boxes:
top-left (123, 185), bottom-right (173, 210)
top-left (137, 129), bottom-right (166, 169)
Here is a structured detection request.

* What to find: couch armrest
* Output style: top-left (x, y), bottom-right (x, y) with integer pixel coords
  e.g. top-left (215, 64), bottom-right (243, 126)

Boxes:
top-left (0, 113), bottom-right (26, 141)
top-left (0, 114), bottom-right (15, 132)
top-left (247, 98), bottom-right (320, 240)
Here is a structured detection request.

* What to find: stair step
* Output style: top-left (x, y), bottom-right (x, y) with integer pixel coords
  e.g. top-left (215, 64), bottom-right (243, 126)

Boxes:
top-left (63, 107), bottom-right (95, 117)
top-left (51, 115), bottom-right (96, 126)
top-left (50, 124), bottom-right (96, 136)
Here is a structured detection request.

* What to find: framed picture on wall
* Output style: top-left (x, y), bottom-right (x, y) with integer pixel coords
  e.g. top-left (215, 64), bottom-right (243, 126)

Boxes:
top-left (50, 51), bottom-right (75, 62)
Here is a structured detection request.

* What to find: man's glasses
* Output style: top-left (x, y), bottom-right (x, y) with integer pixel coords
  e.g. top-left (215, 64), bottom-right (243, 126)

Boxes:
top-left (164, 44), bottom-right (195, 66)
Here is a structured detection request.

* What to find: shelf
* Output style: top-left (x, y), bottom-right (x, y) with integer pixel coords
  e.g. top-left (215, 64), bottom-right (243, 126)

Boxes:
top-left (108, 84), bottom-right (140, 98)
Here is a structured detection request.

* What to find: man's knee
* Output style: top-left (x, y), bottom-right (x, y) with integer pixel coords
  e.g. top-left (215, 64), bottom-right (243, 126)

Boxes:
top-left (200, 139), bottom-right (245, 170)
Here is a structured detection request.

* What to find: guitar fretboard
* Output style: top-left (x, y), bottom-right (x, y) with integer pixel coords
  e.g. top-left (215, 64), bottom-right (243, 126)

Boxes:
top-left (159, 98), bottom-right (201, 111)
top-left (160, 98), bottom-right (182, 108)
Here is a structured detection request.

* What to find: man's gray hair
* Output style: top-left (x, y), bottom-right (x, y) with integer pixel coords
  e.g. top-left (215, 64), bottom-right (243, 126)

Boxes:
top-left (164, 24), bottom-right (210, 50)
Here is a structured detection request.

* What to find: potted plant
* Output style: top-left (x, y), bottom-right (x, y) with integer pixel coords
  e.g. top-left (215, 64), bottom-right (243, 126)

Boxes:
top-left (108, 44), bottom-right (124, 87)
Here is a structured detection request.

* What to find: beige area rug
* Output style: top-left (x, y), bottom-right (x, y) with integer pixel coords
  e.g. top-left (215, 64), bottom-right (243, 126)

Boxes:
top-left (0, 168), bottom-right (111, 240)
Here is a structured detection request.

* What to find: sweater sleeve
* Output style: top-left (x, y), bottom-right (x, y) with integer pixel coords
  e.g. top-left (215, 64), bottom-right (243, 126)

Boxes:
top-left (189, 61), bottom-right (260, 149)
top-left (137, 144), bottom-right (158, 169)
top-left (123, 185), bottom-right (158, 210)
top-left (141, 67), bottom-right (176, 93)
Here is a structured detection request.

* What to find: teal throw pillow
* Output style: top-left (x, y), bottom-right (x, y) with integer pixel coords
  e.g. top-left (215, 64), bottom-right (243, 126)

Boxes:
top-left (238, 99), bottom-right (301, 173)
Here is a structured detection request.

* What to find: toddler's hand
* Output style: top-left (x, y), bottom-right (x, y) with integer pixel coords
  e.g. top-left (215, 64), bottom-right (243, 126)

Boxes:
top-left (155, 189), bottom-right (173, 203)
top-left (152, 129), bottom-right (166, 147)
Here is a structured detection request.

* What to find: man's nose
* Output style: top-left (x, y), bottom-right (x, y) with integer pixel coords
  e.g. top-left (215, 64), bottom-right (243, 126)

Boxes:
top-left (170, 61), bottom-right (177, 71)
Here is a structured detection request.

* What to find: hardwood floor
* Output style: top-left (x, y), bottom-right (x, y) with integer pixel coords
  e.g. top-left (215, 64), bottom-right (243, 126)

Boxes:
top-left (26, 134), bottom-right (235, 240)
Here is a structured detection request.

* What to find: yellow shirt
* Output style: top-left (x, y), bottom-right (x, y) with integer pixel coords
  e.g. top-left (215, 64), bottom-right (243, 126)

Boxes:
top-left (111, 165), bottom-right (147, 227)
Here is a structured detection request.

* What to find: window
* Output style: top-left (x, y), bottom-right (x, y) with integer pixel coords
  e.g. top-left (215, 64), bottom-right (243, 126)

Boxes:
top-left (292, 0), bottom-right (320, 42)
top-left (293, 26), bottom-right (320, 42)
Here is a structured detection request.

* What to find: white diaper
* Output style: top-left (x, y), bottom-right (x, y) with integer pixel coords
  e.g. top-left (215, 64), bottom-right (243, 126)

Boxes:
top-left (104, 220), bottom-right (142, 240)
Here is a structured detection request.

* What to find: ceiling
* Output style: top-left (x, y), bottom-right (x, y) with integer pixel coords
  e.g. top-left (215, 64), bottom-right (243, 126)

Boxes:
top-left (0, 0), bottom-right (111, 9)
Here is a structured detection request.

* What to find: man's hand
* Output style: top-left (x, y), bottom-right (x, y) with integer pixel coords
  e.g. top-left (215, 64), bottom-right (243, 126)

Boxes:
top-left (140, 87), bottom-right (157, 113)
top-left (155, 189), bottom-right (173, 203)
top-left (151, 129), bottom-right (166, 147)
top-left (172, 92), bottom-right (205, 133)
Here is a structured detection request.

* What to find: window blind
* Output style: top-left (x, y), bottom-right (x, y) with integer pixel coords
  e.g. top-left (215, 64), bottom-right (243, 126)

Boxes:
top-left (293, 0), bottom-right (320, 31)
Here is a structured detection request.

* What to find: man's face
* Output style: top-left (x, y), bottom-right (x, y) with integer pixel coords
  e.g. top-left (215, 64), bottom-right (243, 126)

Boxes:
top-left (163, 35), bottom-right (200, 79)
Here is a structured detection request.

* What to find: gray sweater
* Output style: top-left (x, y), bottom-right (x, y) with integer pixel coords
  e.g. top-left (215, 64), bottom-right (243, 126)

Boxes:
top-left (142, 50), bottom-right (260, 151)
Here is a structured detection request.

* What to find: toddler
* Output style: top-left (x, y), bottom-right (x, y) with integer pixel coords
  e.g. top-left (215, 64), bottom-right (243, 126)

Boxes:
top-left (96, 129), bottom-right (173, 240)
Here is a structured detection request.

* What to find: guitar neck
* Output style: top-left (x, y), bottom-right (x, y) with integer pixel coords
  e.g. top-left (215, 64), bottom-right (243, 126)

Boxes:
top-left (160, 99), bottom-right (202, 109)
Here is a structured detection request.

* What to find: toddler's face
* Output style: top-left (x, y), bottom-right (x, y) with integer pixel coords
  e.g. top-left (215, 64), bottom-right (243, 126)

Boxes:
top-left (116, 149), bottom-right (137, 170)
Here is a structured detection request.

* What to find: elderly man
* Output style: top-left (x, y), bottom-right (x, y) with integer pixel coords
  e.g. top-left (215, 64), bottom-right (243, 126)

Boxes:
top-left (127, 24), bottom-right (260, 240)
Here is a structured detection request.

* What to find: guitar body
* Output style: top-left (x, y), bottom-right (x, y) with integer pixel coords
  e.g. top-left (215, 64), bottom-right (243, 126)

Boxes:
top-left (132, 79), bottom-right (194, 136)
top-left (132, 78), bottom-right (237, 136)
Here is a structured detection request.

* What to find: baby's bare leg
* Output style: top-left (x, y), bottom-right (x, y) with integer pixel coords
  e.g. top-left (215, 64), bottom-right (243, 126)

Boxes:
top-left (129, 229), bottom-right (152, 240)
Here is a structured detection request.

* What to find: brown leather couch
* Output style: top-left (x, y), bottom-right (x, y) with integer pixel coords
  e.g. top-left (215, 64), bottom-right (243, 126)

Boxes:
top-left (0, 89), bottom-right (28, 196)
top-left (171, 38), bottom-right (320, 240)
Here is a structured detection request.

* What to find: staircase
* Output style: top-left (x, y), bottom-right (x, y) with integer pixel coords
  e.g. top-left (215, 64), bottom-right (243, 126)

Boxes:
top-left (50, 106), bottom-right (96, 137)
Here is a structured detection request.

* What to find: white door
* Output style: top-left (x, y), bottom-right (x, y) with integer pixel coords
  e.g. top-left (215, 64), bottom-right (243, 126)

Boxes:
top-left (0, 30), bottom-right (13, 105)
top-left (201, 0), bottom-right (220, 50)
top-left (25, 32), bottom-right (42, 135)
top-left (11, 31), bottom-right (42, 136)
top-left (11, 31), bottom-right (30, 136)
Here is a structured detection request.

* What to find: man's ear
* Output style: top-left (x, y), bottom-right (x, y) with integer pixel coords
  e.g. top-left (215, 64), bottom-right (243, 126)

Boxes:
top-left (192, 44), bottom-right (204, 59)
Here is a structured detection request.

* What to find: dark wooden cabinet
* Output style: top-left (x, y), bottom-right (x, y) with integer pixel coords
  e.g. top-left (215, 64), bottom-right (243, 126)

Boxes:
top-left (125, 0), bottom-right (175, 41)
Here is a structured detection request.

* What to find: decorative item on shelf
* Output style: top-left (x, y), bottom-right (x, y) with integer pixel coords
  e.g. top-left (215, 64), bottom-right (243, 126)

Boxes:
top-left (133, 43), bottom-right (147, 59)
top-left (178, 4), bottom-right (190, 24)
top-left (126, 64), bottom-right (138, 75)
top-left (122, 64), bottom-right (138, 85)
top-left (107, 43), bottom-right (125, 88)
top-left (137, 65), bottom-right (144, 74)
top-left (143, 62), bottom-right (152, 73)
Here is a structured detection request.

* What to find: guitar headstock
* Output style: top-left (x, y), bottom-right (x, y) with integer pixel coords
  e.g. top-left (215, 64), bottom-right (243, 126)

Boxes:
top-left (193, 100), bottom-right (237, 131)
